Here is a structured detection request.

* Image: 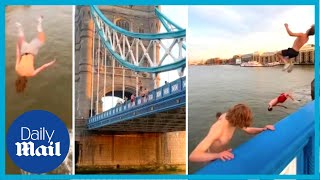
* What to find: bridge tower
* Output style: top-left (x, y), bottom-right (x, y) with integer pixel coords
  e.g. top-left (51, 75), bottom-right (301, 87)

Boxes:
top-left (75, 6), bottom-right (185, 173)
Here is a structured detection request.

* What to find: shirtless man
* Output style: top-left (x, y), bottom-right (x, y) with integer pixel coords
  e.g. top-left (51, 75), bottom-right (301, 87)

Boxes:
top-left (189, 104), bottom-right (275, 162)
top-left (276, 24), bottom-right (314, 73)
top-left (268, 92), bottom-right (294, 111)
top-left (15, 16), bottom-right (55, 93)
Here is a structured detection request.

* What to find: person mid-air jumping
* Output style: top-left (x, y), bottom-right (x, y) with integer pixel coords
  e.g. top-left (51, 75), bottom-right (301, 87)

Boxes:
top-left (276, 23), bottom-right (314, 73)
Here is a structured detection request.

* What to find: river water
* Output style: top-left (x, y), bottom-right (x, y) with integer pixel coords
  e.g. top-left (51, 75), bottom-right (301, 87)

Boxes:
top-left (188, 65), bottom-right (314, 173)
top-left (5, 6), bottom-right (73, 174)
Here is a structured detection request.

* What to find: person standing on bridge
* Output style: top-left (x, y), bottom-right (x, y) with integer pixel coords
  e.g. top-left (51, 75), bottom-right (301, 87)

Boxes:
top-left (15, 16), bottom-right (56, 93)
top-left (276, 23), bottom-right (314, 73)
top-left (130, 94), bottom-right (136, 104)
top-left (189, 104), bottom-right (275, 162)
top-left (268, 92), bottom-right (294, 111)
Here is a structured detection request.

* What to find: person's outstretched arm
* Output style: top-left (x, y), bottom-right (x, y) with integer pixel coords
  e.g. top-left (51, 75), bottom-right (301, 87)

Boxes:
top-left (287, 94), bottom-right (294, 101)
top-left (242, 125), bottom-right (275, 135)
top-left (32, 59), bottom-right (56, 77)
top-left (275, 104), bottom-right (288, 109)
top-left (189, 126), bottom-right (234, 162)
top-left (284, 23), bottom-right (303, 37)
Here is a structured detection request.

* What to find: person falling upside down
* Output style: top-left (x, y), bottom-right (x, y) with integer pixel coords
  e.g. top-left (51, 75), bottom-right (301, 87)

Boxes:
top-left (268, 92), bottom-right (294, 111)
top-left (276, 23), bottom-right (314, 73)
top-left (189, 104), bottom-right (275, 162)
top-left (15, 16), bottom-right (56, 93)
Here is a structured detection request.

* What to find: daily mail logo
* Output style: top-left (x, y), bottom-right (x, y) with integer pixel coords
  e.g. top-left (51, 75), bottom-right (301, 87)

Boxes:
top-left (16, 127), bottom-right (61, 157)
top-left (7, 110), bottom-right (69, 174)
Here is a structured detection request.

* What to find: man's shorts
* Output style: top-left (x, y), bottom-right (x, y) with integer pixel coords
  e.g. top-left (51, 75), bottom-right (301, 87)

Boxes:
top-left (281, 48), bottom-right (299, 59)
top-left (20, 38), bottom-right (44, 55)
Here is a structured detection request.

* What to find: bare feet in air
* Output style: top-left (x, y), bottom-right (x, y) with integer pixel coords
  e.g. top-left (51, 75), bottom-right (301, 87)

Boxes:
top-left (287, 62), bottom-right (294, 73)
top-left (15, 22), bottom-right (22, 28)
top-left (15, 22), bottom-right (23, 34)
top-left (37, 16), bottom-right (44, 23)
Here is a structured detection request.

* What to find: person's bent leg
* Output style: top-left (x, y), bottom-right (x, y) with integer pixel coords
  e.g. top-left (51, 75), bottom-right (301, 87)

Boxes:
top-left (276, 51), bottom-right (288, 64)
top-left (37, 16), bottom-right (45, 43)
top-left (15, 22), bottom-right (25, 47)
top-left (287, 58), bottom-right (294, 73)
top-left (29, 16), bottom-right (45, 55)
top-left (15, 22), bottom-right (26, 67)
top-left (276, 51), bottom-right (290, 71)
top-left (37, 32), bottom-right (45, 44)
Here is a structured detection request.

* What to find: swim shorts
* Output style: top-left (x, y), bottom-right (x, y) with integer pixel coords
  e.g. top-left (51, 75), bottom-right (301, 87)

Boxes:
top-left (277, 93), bottom-right (287, 103)
top-left (281, 48), bottom-right (299, 59)
top-left (20, 38), bottom-right (44, 55)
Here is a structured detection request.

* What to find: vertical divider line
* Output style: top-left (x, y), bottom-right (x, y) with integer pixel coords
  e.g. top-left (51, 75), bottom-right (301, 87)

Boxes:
top-left (314, 0), bottom-right (319, 176)
top-left (72, 5), bottom-right (75, 175)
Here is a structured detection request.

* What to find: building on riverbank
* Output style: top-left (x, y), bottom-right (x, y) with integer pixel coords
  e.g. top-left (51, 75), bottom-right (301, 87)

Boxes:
top-left (189, 44), bottom-right (314, 66)
top-left (242, 44), bottom-right (314, 65)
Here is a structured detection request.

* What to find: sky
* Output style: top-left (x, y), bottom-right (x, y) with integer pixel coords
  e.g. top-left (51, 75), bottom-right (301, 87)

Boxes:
top-left (161, 6), bottom-right (188, 29)
top-left (188, 5), bottom-right (315, 60)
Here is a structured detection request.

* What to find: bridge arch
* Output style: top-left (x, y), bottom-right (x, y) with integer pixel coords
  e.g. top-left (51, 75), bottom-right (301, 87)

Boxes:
top-left (98, 85), bottom-right (136, 100)
top-left (114, 17), bottom-right (130, 31)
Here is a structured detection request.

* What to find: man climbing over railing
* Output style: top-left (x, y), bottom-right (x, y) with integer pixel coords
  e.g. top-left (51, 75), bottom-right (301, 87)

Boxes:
top-left (15, 16), bottom-right (56, 93)
top-left (189, 104), bottom-right (275, 162)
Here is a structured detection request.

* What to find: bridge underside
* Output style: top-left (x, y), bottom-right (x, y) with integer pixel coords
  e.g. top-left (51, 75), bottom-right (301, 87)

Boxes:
top-left (92, 107), bottom-right (185, 132)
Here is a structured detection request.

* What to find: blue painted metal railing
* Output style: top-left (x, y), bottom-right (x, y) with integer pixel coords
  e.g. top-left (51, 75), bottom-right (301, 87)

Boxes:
top-left (87, 76), bottom-right (186, 130)
top-left (196, 101), bottom-right (314, 174)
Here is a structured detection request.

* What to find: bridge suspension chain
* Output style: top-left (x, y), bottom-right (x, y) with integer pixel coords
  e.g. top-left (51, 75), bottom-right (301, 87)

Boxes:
top-left (90, 5), bottom-right (186, 74)
top-left (90, 24), bottom-right (95, 117)
top-left (96, 31), bottom-right (100, 114)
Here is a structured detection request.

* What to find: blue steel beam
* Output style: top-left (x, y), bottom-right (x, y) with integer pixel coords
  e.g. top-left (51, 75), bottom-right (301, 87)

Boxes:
top-left (155, 7), bottom-right (183, 31)
top-left (91, 6), bottom-right (186, 40)
top-left (88, 77), bottom-right (186, 131)
top-left (196, 101), bottom-right (314, 174)
top-left (97, 29), bottom-right (186, 73)
top-left (91, 7), bottom-right (186, 73)
top-left (155, 7), bottom-right (186, 50)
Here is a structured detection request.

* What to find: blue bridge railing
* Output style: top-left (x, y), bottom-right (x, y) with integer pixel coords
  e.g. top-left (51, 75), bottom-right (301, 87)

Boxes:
top-left (87, 76), bottom-right (186, 130)
top-left (196, 101), bottom-right (314, 174)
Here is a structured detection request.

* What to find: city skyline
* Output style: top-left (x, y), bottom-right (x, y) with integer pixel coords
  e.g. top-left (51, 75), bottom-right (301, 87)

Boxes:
top-left (188, 5), bottom-right (315, 61)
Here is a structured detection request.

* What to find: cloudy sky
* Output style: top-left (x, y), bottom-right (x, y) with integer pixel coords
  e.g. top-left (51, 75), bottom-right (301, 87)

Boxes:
top-left (188, 6), bottom-right (315, 60)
